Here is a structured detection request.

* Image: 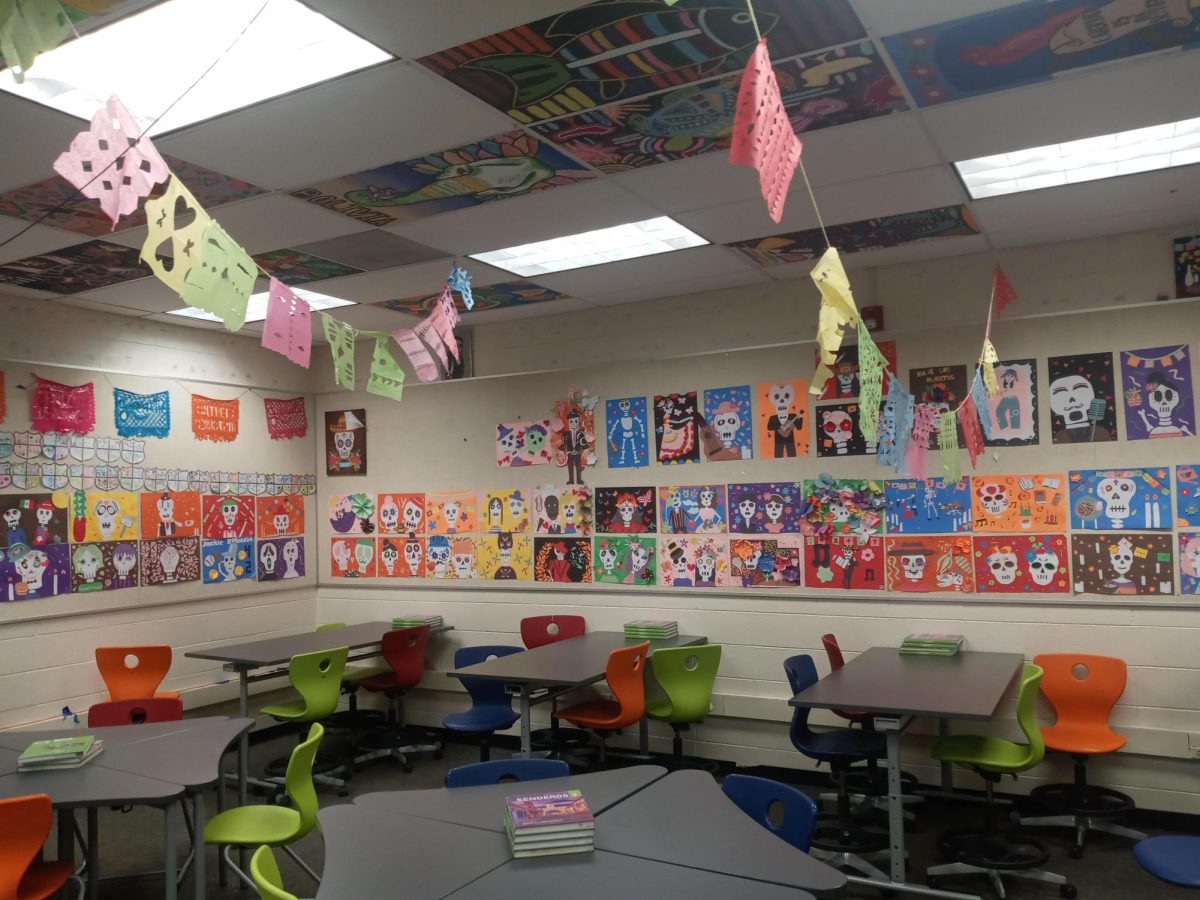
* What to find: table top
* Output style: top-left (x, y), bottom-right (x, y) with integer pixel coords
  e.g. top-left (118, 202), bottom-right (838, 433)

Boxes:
top-left (448, 631), bottom-right (706, 688)
top-left (185, 621), bottom-right (452, 667)
top-left (0, 747), bottom-right (18, 776)
top-left (594, 769), bottom-right (846, 897)
top-left (356, 765), bottom-right (667, 833)
top-left (788, 646), bottom-right (1025, 721)
top-left (0, 764), bottom-right (182, 809)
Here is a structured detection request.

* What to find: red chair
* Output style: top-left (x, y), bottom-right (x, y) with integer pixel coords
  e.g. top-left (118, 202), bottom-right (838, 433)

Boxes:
top-left (0, 794), bottom-right (82, 899)
top-left (554, 641), bottom-right (649, 766)
top-left (356, 626), bottom-right (442, 771)
top-left (821, 634), bottom-right (872, 725)
top-left (520, 615), bottom-right (588, 751)
top-left (88, 697), bottom-right (183, 727)
top-left (94, 645), bottom-right (180, 702)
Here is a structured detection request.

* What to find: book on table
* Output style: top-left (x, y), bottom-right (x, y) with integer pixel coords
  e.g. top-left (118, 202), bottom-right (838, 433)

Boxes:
top-left (899, 633), bottom-right (965, 656)
top-left (18, 735), bottom-right (105, 770)
top-left (505, 789), bottom-right (594, 857)
top-left (392, 615), bottom-right (443, 629)
top-left (623, 619), bottom-right (677, 639)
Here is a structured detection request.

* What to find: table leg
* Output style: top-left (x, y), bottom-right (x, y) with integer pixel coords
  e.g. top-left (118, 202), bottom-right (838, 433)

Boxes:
top-left (87, 808), bottom-right (98, 900)
top-left (639, 717), bottom-right (649, 755)
top-left (883, 721), bottom-right (906, 885)
top-left (193, 792), bottom-right (206, 900)
top-left (56, 809), bottom-right (74, 867)
top-left (519, 687), bottom-right (532, 758)
top-left (939, 718), bottom-right (954, 792)
top-left (164, 804), bottom-right (177, 900)
top-left (237, 668), bottom-right (249, 876)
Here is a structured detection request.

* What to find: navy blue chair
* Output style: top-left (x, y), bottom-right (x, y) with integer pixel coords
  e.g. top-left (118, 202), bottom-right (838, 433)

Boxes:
top-left (722, 774), bottom-right (819, 853)
top-left (443, 645), bottom-right (523, 761)
top-left (785, 654), bottom-right (889, 880)
top-left (445, 758), bottom-right (570, 788)
top-left (1134, 836), bottom-right (1200, 888)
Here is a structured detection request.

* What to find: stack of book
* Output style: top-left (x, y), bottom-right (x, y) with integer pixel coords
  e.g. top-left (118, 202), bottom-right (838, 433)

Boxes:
top-left (18, 735), bottom-right (105, 771)
top-left (623, 619), bottom-right (678, 640)
top-left (392, 615), bottom-right (443, 629)
top-left (899, 634), bottom-right (966, 656)
top-left (505, 789), bottom-right (594, 859)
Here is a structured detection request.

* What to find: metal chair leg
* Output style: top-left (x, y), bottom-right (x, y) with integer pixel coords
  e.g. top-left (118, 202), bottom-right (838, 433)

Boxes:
top-left (282, 844), bottom-right (322, 885)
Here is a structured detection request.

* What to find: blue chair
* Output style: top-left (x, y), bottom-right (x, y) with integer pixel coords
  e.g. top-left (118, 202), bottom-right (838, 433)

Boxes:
top-left (1134, 836), bottom-right (1200, 888)
top-left (785, 654), bottom-right (888, 881)
top-left (722, 774), bottom-right (819, 853)
top-left (443, 645), bottom-right (524, 761)
top-left (445, 758), bottom-right (569, 788)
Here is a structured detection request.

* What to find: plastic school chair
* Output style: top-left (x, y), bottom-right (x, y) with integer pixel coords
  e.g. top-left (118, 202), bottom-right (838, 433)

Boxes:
top-left (722, 774), bottom-right (819, 853)
top-left (1133, 835), bottom-right (1200, 888)
top-left (260, 646), bottom-right (349, 795)
top-left (356, 626), bottom-right (442, 771)
top-left (0, 794), bottom-right (83, 900)
top-left (313, 623), bottom-right (387, 734)
top-left (444, 758), bottom-right (570, 788)
top-left (554, 641), bottom-right (649, 766)
top-left (88, 697), bottom-right (183, 727)
top-left (520, 616), bottom-right (590, 752)
top-left (442, 645), bottom-right (524, 761)
top-left (250, 845), bottom-right (298, 900)
top-left (94, 645), bottom-right (180, 701)
top-left (644, 644), bottom-right (722, 758)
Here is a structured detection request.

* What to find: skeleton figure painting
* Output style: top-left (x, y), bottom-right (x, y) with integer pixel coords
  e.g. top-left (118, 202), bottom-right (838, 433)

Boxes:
top-left (254, 494), bottom-right (304, 538)
top-left (592, 535), bottom-right (656, 585)
top-left (730, 537), bottom-right (802, 587)
top-left (1176, 465), bottom-right (1200, 527)
top-left (0, 493), bottom-right (68, 548)
top-left (201, 538), bottom-right (255, 584)
top-left (257, 537), bottom-right (305, 582)
top-left (985, 359), bottom-right (1039, 446)
top-left (534, 537), bottom-right (592, 583)
top-left (138, 491), bottom-right (200, 539)
top-left (426, 491), bottom-right (478, 535)
top-left (533, 485), bottom-right (593, 535)
top-left (201, 495), bottom-right (255, 539)
top-left (815, 403), bottom-right (873, 457)
top-left (804, 535), bottom-right (884, 590)
top-left (1072, 533), bottom-right (1173, 596)
top-left (757, 379), bottom-right (809, 457)
top-left (657, 485), bottom-right (727, 535)
top-left (1178, 533), bottom-right (1200, 594)
top-left (140, 537), bottom-right (201, 586)
top-left (1, 542), bottom-right (72, 600)
top-left (604, 397), bottom-right (650, 469)
top-left (475, 532), bottom-right (533, 580)
top-left (728, 482), bottom-right (805, 534)
top-left (973, 535), bottom-right (1069, 594)
top-left (1047, 352), bottom-right (1117, 443)
top-left (330, 537), bottom-right (377, 578)
top-left (70, 542), bottom-right (137, 593)
top-left (654, 392), bottom-right (700, 465)
top-left (971, 474), bottom-right (1068, 533)
top-left (75, 491), bottom-right (138, 543)
top-left (1069, 468), bottom-right (1172, 531)
top-left (324, 409), bottom-right (367, 475)
top-left (552, 391), bottom-right (597, 485)
top-left (659, 536), bottom-right (731, 588)
top-left (376, 493), bottom-right (425, 536)
top-left (1120, 345), bottom-right (1195, 440)
top-left (909, 364), bottom-right (968, 446)
top-left (815, 341), bottom-right (898, 401)
top-left (702, 386), bottom-right (753, 461)
top-left (480, 489), bottom-right (531, 533)
top-left (884, 536), bottom-right (974, 593)
top-left (595, 487), bottom-right (656, 534)
top-left (885, 478), bottom-right (972, 533)
top-left (496, 419), bottom-right (554, 468)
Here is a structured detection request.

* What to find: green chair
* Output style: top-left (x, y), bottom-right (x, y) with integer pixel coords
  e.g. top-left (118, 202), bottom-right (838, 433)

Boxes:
top-left (926, 664), bottom-right (1077, 899)
top-left (645, 644), bottom-right (722, 759)
top-left (206, 723), bottom-right (324, 891)
top-left (261, 646), bottom-right (349, 796)
top-left (250, 845), bottom-right (298, 900)
top-left (314, 623), bottom-right (388, 731)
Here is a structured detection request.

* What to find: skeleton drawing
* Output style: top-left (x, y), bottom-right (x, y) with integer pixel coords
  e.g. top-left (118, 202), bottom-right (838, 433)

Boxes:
top-left (1136, 370), bottom-right (1192, 438)
top-left (1102, 536), bottom-right (1137, 595)
top-left (607, 398), bottom-right (646, 467)
top-left (765, 383), bottom-right (802, 458)
top-left (260, 541), bottom-right (278, 577)
top-left (1027, 543), bottom-right (1060, 587)
top-left (403, 538), bottom-right (423, 577)
top-left (1097, 476), bottom-right (1136, 528)
top-left (820, 408), bottom-right (854, 455)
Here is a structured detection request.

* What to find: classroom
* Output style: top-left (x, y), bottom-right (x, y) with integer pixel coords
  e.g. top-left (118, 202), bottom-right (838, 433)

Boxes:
top-left (0, 1), bottom-right (1197, 898)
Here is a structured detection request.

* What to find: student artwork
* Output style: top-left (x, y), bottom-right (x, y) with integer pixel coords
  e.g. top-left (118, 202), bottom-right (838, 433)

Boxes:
top-left (1047, 352), bottom-right (1117, 444)
top-left (701, 386), bottom-right (753, 461)
top-left (253, 250), bottom-right (362, 287)
top-left (380, 280), bottom-right (568, 319)
top-left (1, 542), bottom-right (71, 600)
top-left (70, 542), bottom-right (138, 593)
top-left (330, 536), bottom-right (377, 578)
top-left (884, 478), bottom-right (972, 533)
top-left (1177, 465), bottom-right (1200, 527)
top-left (604, 398), bottom-right (650, 469)
top-left (1179, 533), bottom-right (1200, 594)
top-left (138, 536), bottom-right (200, 586)
top-left (593, 487), bottom-right (655, 535)
top-left (325, 410), bottom-right (366, 475)
top-left (1120, 345), bottom-right (1195, 440)
top-left (884, 537), bottom-right (975, 593)
top-left (971, 474), bottom-right (1068, 533)
top-left (190, 395), bottom-right (239, 443)
top-left (375, 534), bottom-right (424, 578)
top-left (659, 536), bottom-right (731, 588)
top-left (908, 364), bottom-right (967, 446)
top-left (1072, 533), bottom-right (1174, 596)
top-left (257, 537), bottom-right (305, 582)
top-left (138, 491), bottom-right (201, 539)
top-left (113, 389), bottom-right (170, 439)
top-left (730, 537), bottom-right (802, 588)
top-left (0, 493), bottom-right (67, 548)
top-left (592, 535), bottom-right (656, 586)
top-left (816, 341), bottom-right (898, 401)
top-left (263, 397), bottom-right (308, 441)
top-left (254, 495), bottom-right (304, 538)
top-left (31, 375), bottom-right (95, 434)
top-left (654, 392), bottom-right (700, 465)
top-left (377, 493), bottom-right (424, 536)
top-left (533, 537), bottom-right (592, 583)
top-left (804, 534), bottom-right (884, 590)
top-left (201, 538), bottom-right (255, 584)
top-left (426, 491), bottom-right (478, 535)
top-left (728, 482), bottom-right (805, 534)
top-left (551, 390), bottom-right (597, 485)
top-left (815, 403), bottom-right (873, 457)
top-left (496, 419), bottom-right (553, 467)
top-left (475, 532), bottom-right (533, 580)
top-left (985, 359), bottom-right (1038, 446)
top-left (261, 280), bottom-right (313, 369)
top-left (657, 485), bottom-right (727, 535)
top-left (757, 380), bottom-right (809, 457)
top-left (74, 490), bottom-right (138, 543)
top-left (973, 535), bottom-right (1070, 594)
top-left (479, 489), bottom-right (531, 533)
top-left (1175, 235), bottom-right (1200, 299)
top-left (532, 485), bottom-right (592, 535)
top-left (327, 493), bottom-right (376, 536)
top-left (1069, 468), bottom-right (1172, 531)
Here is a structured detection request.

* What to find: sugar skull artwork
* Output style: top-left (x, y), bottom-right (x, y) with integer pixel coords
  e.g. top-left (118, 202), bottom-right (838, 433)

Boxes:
top-left (446, 537), bottom-right (478, 579)
top-left (815, 341), bottom-right (898, 401)
top-left (594, 487), bottom-right (656, 534)
top-left (532, 485), bottom-right (593, 535)
top-left (324, 409), bottom-right (367, 475)
top-left (330, 536), bottom-right (377, 578)
top-left (475, 532), bottom-right (532, 580)
top-left (425, 535), bottom-right (453, 579)
top-left (201, 537), bottom-right (256, 584)
top-left (971, 474), bottom-right (1067, 533)
top-left (804, 535), bottom-right (884, 590)
top-left (701, 386), bottom-right (753, 461)
top-left (885, 478), bottom-right (972, 534)
top-left (659, 536), bottom-right (730, 588)
top-left (985, 359), bottom-right (1038, 446)
top-left (533, 537), bottom-right (592, 583)
top-left (1176, 465), bottom-right (1200, 527)
top-left (257, 537), bottom-right (305, 581)
top-left (657, 485), bottom-right (727, 535)
top-left (140, 491), bottom-right (201, 539)
top-left (140, 537), bottom-right (201, 586)
top-left (1072, 533), bottom-right (1173, 596)
top-left (1047, 352), bottom-right (1117, 444)
top-left (1179, 533), bottom-right (1200, 594)
top-left (201, 495), bottom-right (255, 539)
top-left (0, 493), bottom-right (68, 548)
top-left (803, 478), bottom-right (886, 537)
top-left (374, 535), bottom-right (424, 578)
top-left (654, 392), bottom-right (700, 465)
top-left (815, 403), bottom-right (873, 457)
top-left (426, 491), bottom-right (477, 535)
top-left (70, 541), bottom-right (138, 593)
top-left (884, 536), bottom-right (974, 593)
top-left (480, 489), bottom-right (531, 533)
top-left (757, 379), bottom-right (809, 458)
top-left (496, 419), bottom-right (554, 468)
top-left (592, 535), bottom-right (655, 585)
top-left (377, 493), bottom-right (425, 536)
top-left (728, 482), bottom-right (805, 534)
top-left (730, 537), bottom-right (802, 588)
top-left (604, 398), bottom-right (650, 469)
top-left (1120, 345), bottom-right (1195, 440)
top-left (0, 542), bottom-right (71, 601)
top-left (1069, 468), bottom-right (1172, 531)
top-left (74, 491), bottom-right (139, 543)
top-left (973, 535), bottom-right (1069, 594)
top-left (909, 364), bottom-right (968, 446)
top-left (254, 494), bottom-right (304, 538)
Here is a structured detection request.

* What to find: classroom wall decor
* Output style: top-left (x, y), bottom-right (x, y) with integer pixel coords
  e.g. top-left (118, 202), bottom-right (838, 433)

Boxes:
top-left (1177, 465), bottom-right (1200, 527)
top-left (654, 392), bottom-right (700, 465)
top-left (730, 536), bottom-right (802, 587)
top-left (1120, 345), bottom-right (1195, 440)
top-left (1071, 533), bottom-right (1174, 596)
top-left (496, 419), bottom-right (553, 468)
top-left (973, 535), bottom-right (1069, 594)
top-left (804, 534), bottom-right (884, 590)
top-left (757, 379), bottom-right (809, 457)
top-left (884, 536), bottom-right (974, 593)
top-left (816, 341), bottom-right (898, 401)
top-left (657, 485), bottom-right (727, 535)
top-left (1069, 468), bottom-right (1172, 531)
top-left (533, 485), bottom-right (592, 535)
top-left (814, 402), bottom-right (873, 457)
top-left (1048, 352), bottom-right (1117, 443)
top-left (884, 478), bottom-right (972, 533)
top-left (325, 409), bottom-right (367, 475)
top-left (140, 536), bottom-right (201, 586)
top-left (595, 487), bottom-right (656, 534)
top-left (603, 398), bottom-right (650, 469)
top-left (140, 490), bottom-right (201, 538)
top-left (70, 541), bottom-right (138, 593)
top-left (971, 474), bottom-right (1067, 533)
top-left (2, 542), bottom-right (71, 600)
top-left (533, 537), bottom-right (591, 583)
top-left (479, 488), bottom-right (531, 533)
top-left (659, 535), bottom-right (731, 588)
top-left (257, 536), bottom-right (305, 581)
top-left (985, 359), bottom-right (1038, 446)
top-left (201, 537), bottom-right (256, 584)
top-left (1179, 532), bottom-right (1200, 594)
top-left (593, 535), bottom-right (656, 585)
top-left (702, 386), bottom-right (753, 461)
top-left (728, 482), bottom-right (804, 534)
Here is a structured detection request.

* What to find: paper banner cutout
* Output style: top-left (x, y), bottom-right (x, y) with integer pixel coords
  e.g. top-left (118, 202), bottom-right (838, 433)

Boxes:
top-left (191, 394), bottom-right (239, 442)
top-left (856, 323), bottom-right (888, 443)
top-left (366, 333), bottom-right (406, 401)
top-left (263, 397), bottom-right (307, 440)
top-left (0, 0), bottom-right (71, 82)
top-left (906, 403), bottom-right (937, 480)
top-left (113, 388), bottom-right (170, 438)
top-left (980, 339), bottom-right (1000, 397)
top-left (969, 371), bottom-right (994, 439)
top-left (320, 313), bottom-right (357, 390)
top-left (432, 291), bottom-right (460, 362)
top-left (937, 410), bottom-right (961, 483)
top-left (448, 263), bottom-right (474, 311)
top-left (414, 318), bottom-right (449, 372)
top-left (182, 220), bottom-right (255, 331)
top-left (31, 375), bottom-right (95, 434)
top-left (53, 96), bottom-right (170, 228)
top-left (140, 175), bottom-right (213, 294)
top-left (993, 265), bottom-right (1017, 319)
top-left (960, 395), bottom-right (985, 469)
top-left (809, 247), bottom-right (860, 395)
top-left (393, 327), bottom-right (440, 383)
top-left (730, 38), bottom-right (803, 224)
top-left (261, 278), bottom-right (312, 368)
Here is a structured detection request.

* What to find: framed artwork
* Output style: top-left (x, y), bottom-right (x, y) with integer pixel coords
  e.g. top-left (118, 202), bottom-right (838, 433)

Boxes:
top-left (593, 535), bottom-right (656, 586)
top-left (1071, 533), bottom-right (1174, 596)
top-left (330, 536), bottom-right (378, 578)
top-left (140, 537), bottom-right (201, 586)
top-left (532, 485), bottom-right (592, 535)
top-left (533, 537), bottom-right (592, 583)
top-left (985, 359), bottom-right (1038, 446)
top-left (757, 380), bottom-right (809, 457)
top-left (659, 536), bottom-right (731, 588)
top-left (804, 535), bottom-right (884, 590)
top-left (971, 474), bottom-right (1068, 533)
top-left (254, 494), bottom-right (304, 538)
top-left (604, 398), bottom-right (650, 469)
top-left (201, 538), bottom-right (256, 584)
top-left (594, 487), bottom-right (656, 534)
top-left (729, 537), bottom-right (802, 588)
top-left (475, 533), bottom-right (533, 580)
top-left (201, 495), bottom-right (255, 539)
top-left (479, 489), bottom-right (532, 533)
top-left (257, 537), bottom-right (305, 581)
top-left (325, 409), bottom-right (366, 475)
top-left (1069, 468), bottom-right (1172, 531)
top-left (884, 536), bottom-right (974, 593)
top-left (426, 491), bottom-right (477, 535)
top-left (973, 535), bottom-right (1069, 594)
top-left (1047, 352), bottom-right (1116, 444)
top-left (1120, 345), bottom-right (1195, 440)
top-left (654, 392), bottom-right (700, 465)
top-left (702, 385), bottom-right (753, 462)
top-left (70, 541), bottom-right (138, 593)
top-left (815, 402), bottom-right (874, 457)
top-left (1175, 235), bottom-right (1200, 299)
top-left (657, 485), bottom-right (727, 535)
top-left (884, 478), bottom-right (972, 533)
top-left (727, 482), bottom-right (805, 534)
top-left (1, 543), bottom-right (71, 600)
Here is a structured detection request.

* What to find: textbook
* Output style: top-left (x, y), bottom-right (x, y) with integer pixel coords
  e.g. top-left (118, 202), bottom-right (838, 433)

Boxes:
top-left (505, 790), bottom-right (594, 858)
top-left (899, 633), bottom-right (965, 656)
top-left (391, 615), bottom-right (443, 629)
top-left (18, 736), bottom-right (104, 770)
top-left (623, 619), bottom-right (678, 640)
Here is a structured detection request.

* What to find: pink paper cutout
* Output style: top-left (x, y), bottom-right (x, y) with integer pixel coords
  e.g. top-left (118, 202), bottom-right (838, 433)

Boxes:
top-left (393, 328), bottom-right (440, 383)
top-left (428, 301), bottom-right (459, 363)
top-left (261, 278), bottom-right (312, 368)
top-left (31, 375), bottom-right (95, 434)
top-left (729, 39), bottom-right (803, 224)
top-left (52, 96), bottom-right (170, 228)
top-left (436, 283), bottom-right (460, 331)
top-left (415, 319), bottom-right (449, 372)
top-left (906, 403), bottom-right (937, 481)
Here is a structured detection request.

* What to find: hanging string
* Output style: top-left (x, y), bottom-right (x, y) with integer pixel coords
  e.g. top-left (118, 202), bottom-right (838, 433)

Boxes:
top-left (743, 0), bottom-right (762, 39)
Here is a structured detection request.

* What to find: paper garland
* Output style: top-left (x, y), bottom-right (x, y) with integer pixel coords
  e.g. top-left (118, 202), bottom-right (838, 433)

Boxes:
top-left (937, 410), bottom-right (961, 483)
top-left (263, 397), bottom-right (307, 440)
top-left (856, 321), bottom-right (889, 444)
top-left (140, 176), bottom-right (213, 294)
top-left (960, 395), bottom-right (985, 468)
top-left (0, 0), bottom-right (71, 83)
top-left (366, 333), bottom-right (406, 401)
top-left (907, 403), bottom-right (937, 480)
top-left (980, 338), bottom-right (1000, 397)
top-left (113, 388), bottom-right (170, 438)
top-left (809, 247), bottom-right (860, 396)
top-left (448, 263), bottom-right (474, 311)
top-left (182, 220), bottom-right (256, 331)
top-left (31, 376), bottom-right (95, 434)
top-left (993, 265), bottom-right (1017, 318)
top-left (393, 328), bottom-right (439, 383)
top-left (191, 395), bottom-right (239, 443)
top-left (321, 313), bottom-right (357, 390)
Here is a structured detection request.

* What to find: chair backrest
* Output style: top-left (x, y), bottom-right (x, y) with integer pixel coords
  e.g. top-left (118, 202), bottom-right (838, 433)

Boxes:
top-left (250, 845), bottom-right (297, 900)
top-left (89, 697), bottom-right (183, 727)
top-left (1012, 663), bottom-right (1046, 771)
top-left (647, 644), bottom-right (722, 722)
top-left (783, 654), bottom-right (819, 750)
top-left (444, 757), bottom-right (569, 788)
top-left (0, 794), bottom-right (53, 898)
top-left (287, 646), bottom-right (349, 720)
top-left (604, 641), bottom-right (650, 728)
top-left (380, 625), bottom-right (430, 690)
top-left (820, 633), bottom-right (870, 724)
top-left (454, 645), bottom-right (523, 710)
top-left (520, 615), bottom-right (585, 649)
top-left (95, 644), bottom-right (173, 701)
top-left (315, 622), bottom-right (346, 632)
top-left (722, 774), bottom-right (819, 853)
top-left (285, 723), bottom-right (324, 838)
top-left (1033, 653), bottom-right (1127, 732)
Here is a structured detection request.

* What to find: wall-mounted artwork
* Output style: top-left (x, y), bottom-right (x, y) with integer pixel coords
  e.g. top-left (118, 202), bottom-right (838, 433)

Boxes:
top-left (593, 535), bottom-right (656, 585)
top-left (1179, 533), bottom-right (1200, 595)
top-left (200, 495), bottom-right (255, 539)
top-left (377, 493), bottom-right (425, 536)
top-left (475, 533), bottom-right (533, 580)
top-left (140, 537), bottom-right (201, 586)
top-left (728, 482), bottom-right (805, 534)
top-left (257, 537), bottom-right (305, 582)
top-left (479, 489), bottom-right (532, 533)
top-left (551, 392), bottom-right (597, 485)
top-left (533, 537), bottom-right (592, 583)
top-left (254, 495), bottom-right (304, 538)
top-left (885, 478), bottom-right (972, 533)
top-left (816, 340), bottom-right (898, 401)
top-left (659, 536), bottom-right (731, 588)
top-left (971, 474), bottom-right (1068, 533)
top-left (201, 537), bottom-right (256, 584)
top-left (327, 493), bottom-right (375, 536)
top-left (910, 364), bottom-right (968, 413)
top-left (654, 392), bottom-right (700, 465)
top-left (973, 535), bottom-right (1069, 594)
top-left (251, 248), bottom-right (363, 286)
top-left (814, 402), bottom-right (873, 457)
top-left (884, 536), bottom-right (974, 593)
top-left (70, 541), bottom-right (138, 593)
top-left (1072, 533), bottom-right (1174, 596)
top-left (730, 537), bottom-right (802, 588)
top-left (74, 490), bottom-right (139, 543)
top-left (138, 491), bottom-right (200, 539)
top-left (1177, 465), bottom-right (1200, 527)
top-left (325, 409), bottom-right (366, 476)
top-left (0, 492), bottom-right (68, 547)
top-left (702, 386), bottom-right (753, 461)
top-left (604, 398), bottom-right (650, 469)
top-left (426, 491), bottom-right (478, 535)
top-left (373, 536), bottom-right (421, 578)
top-left (1120, 345), bottom-right (1195, 440)
top-left (380, 282), bottom-right (569, 318)
top-left (1069, 468), bottom-right (1172, 531)
top-left (803, 478), bottom-right (886, 537)
top-left (657, 485), bottom-right (727, 535)
top-left (594, 487), bottom-right (656, 534)
top-left (757, 379), bottom-right (809, 457)
top-left (533, 485), bottom-right (593, 535)
top-left (986, 359), bottom-right (1039, 446)
top-left (496, 419), bottom-right (554, 468)
top-left (804, 535), bottom-right (884, 590)
top-left (1047, 352), bottom-right (1117, 443)
top-left (1, 543), bottom-right (72, 600)
top-left (1175, 235), bottom-right (1200, 299)
top-left (330, 536), bottom-right (378, 578)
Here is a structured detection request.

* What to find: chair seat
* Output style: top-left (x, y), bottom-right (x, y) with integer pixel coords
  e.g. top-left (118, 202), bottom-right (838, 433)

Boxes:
top-left (795, 727), bottom-right (885, 763)
top-left (645, 698), bottom-right (672, 720)
top-left (554, 698), bottom-right (624, 729)
top-left (341, 665), bottom-right (391, 685)
top-left (932, 734), bottom-right (1031, 773)
top-left (18, 860), bottom-right (75, 900)
top-left (1134, 836), bottom-right (1200, 887)
top-left (443, 706), bottom-right (521, 733)
top-left (106, 690), bottom-right (180, 702)
top-left (260, 699), bottom-right (309, 721)
top-left (203, 804), bottom-right (303, 847)
top-left (1042, 722), bottom-right (1125, 755)
top-left (359, 673), bottom-right (415, 693)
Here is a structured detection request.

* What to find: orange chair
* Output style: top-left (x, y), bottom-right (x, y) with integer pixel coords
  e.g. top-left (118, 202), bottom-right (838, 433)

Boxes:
top-left (554, 641), bottom-right (649, 765)
top-left (1019, 654), bottom-right (1146, 857)
top-left (95, 645), bottom-right (180, 702)
top-left (88, 697), bottom-right (183, 727)
top-left (0, 794), bottom-right (83, 899)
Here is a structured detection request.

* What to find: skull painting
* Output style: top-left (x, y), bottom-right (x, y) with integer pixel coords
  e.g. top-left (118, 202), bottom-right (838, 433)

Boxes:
top-left (331, 539), bottom-right (352, 573)
top-left (93, 498), bottom-right (119, 540)
top-left (976, 483), bottom-right (1009, 516)
top-left (73, 544), bottom-right (102, 584)
top-left (986, 548), bottom-right (1019, 585)
top-left (1028, 547), bottom-right (1059, 586)
top-left (1097, 477), bottom-right (1136, 527)
top-left (901, 553), bottom-right (926, 582)
top-left (769, 383), bottom-right (795, 419)
top-left (281, 539), bottom-right (301, 577)
top-left (1108, 537), bottom-right (1134, 578)
top-left (403, 538), bottom-right (423, 576)
top-left (272, 512), bottom-right (289, 535)
top-left (333, 430), bottom-right (355, 461)
top-left (379, 496), bottom-right (400, 532)
top-left (598, 543), bottom-right (618, 573)
top-left (402, 499), bottom-right (423, 533)
top-left (260, 541), bottom-right (278, 575)
top-left (380, 540), bottom-right (399, 576)
top-left (695, 548), bottom-right (717, 584)
top-left (821, 409), bottom-right (854, 455)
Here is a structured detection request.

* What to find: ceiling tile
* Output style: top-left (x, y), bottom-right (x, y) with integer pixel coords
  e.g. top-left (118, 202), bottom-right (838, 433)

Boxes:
top-left (535, 245), bottom-right (758, 298)
top-left (850, 0), bottom-right (1026, 36)
top-left (0, 97), bottom-right (81, 193)
top-left (584, 269), bottom-right (770, 308)
top-left (72, 275), bottom-right (189, 315)
top-left (0, 219), bottom-right (87, 265)
top-left (311, 259), bottom-right (516, 305)
top-left (294, 230), bottom-right (444, 270)
top-left (760, 233), bottom-right (990, 278)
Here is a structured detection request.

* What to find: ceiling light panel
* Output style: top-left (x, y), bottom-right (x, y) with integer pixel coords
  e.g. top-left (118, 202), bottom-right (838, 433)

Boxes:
top-left (167, 286), bottom-right (354, 324)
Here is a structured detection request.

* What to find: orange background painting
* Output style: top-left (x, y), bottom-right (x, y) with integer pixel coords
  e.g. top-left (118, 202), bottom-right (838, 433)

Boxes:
top-left (139, 491), bottom-right (201, 539)
top-left (970, 474), bottom-right (1068, 533)
top-left (756, 379), bottom-right (810, 458)
top-left (255, 494), bottom-right (305, 538)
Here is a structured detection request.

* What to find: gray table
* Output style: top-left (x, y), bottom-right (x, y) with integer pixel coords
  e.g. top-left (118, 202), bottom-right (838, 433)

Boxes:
top-left (448, 631), bottom-right (706, 757)
top-left (356, 764), bottom-right (668, 832)
top-left (790, 647), bottom-right (1023, 900)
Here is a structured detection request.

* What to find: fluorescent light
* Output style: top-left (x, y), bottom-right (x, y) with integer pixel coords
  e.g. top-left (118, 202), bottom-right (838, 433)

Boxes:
top-left (955, 117), bottom-right (1200, 199)
top-left (167, 287), bottom-right (354, 324)
top-left (470, 216), bottom-right (709, 277)
top-left (0, 0), bottom-right (391, 135)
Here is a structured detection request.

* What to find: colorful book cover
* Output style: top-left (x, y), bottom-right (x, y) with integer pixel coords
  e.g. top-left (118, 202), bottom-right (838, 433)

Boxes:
top-left (506, 790), bottom-right (593, 829)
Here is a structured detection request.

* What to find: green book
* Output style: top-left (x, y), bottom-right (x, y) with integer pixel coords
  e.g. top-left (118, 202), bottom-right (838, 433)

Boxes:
top-left (19, 735), bottom-right (95, 763)
top-left (512, 843), bottom-right (595, 859)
